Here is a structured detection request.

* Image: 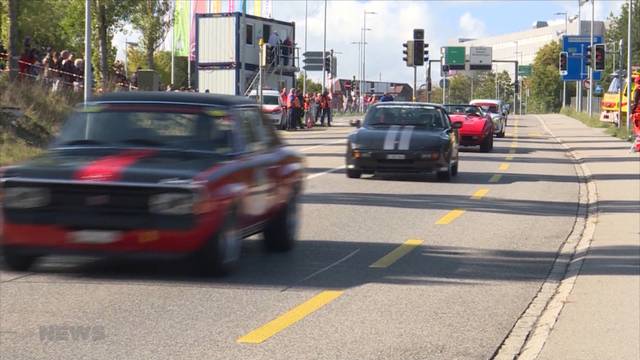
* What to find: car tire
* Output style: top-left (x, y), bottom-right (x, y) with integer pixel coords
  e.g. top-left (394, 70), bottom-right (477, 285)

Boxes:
top-left (346, 169), bottom-right (362, 178)
top-left (193, 209), bottom-right (241, 276)
top-left (497, 128), bottom-right (505, 138)
top-left (436, 161), bottom-right (453, 181)
top-left (264, 192), bottom-right (299, 252)
top-left (480, 135), bottom-right (493, 152)
top-left (1, 247), bottom-right (38, 272)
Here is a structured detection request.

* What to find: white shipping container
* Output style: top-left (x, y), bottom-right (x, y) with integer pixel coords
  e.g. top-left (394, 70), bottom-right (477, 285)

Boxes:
top-left (198, 69), bottom-right (236, 95)
top-left (198, 16), bottom-right (236, 64)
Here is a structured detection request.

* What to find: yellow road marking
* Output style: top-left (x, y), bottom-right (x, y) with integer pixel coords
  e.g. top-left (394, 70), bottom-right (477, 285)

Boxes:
top-left (471, 188), bottom-right (490, 200)
top-left (510, 142), bottom-right (518, 148)
top-left (369, 239), bottom-right (424, 268)
top-left (435, 209), bottom-right (465, 225)
top-left (499, 163), bottom-right (510, 171)
top-left (489, 174), bottom-right (503, 183)
top-left (237, 290), bottom-right (343, 344)
top-left (509, 148), bottom-right (516, 154)
top-left (506, 155), bottom-right (514, 161)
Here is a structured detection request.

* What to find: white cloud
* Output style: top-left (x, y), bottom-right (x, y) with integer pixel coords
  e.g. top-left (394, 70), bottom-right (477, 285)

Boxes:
top-left (458, 12), bottom-right (486, 38)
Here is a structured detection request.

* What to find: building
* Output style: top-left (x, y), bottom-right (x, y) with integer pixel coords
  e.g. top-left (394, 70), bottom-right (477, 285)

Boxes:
top-left (448, 20), bottom-right (605, 78)
top-left (196, 12), bottom-right (297, 95)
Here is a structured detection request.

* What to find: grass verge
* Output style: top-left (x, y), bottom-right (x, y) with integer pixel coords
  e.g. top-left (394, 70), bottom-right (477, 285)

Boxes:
top-left (560, 107), bottom-right (634, 142)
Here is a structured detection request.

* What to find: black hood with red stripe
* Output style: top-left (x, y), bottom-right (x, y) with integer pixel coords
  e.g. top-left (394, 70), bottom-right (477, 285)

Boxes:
top-left (2, 147), bottom-right (225, 184)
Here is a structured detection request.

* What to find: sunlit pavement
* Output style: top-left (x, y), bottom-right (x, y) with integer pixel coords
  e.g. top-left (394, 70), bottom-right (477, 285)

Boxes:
top-left (1, 114), bottom-right (589, 359)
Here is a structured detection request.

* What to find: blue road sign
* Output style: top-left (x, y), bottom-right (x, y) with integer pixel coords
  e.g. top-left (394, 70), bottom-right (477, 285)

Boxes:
top-left (562, 35), bottom-right (603, 81)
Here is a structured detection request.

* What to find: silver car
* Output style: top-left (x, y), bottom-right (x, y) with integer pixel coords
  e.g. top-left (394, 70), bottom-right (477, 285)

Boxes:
top-left (470, 99), bottom-right (507, 138)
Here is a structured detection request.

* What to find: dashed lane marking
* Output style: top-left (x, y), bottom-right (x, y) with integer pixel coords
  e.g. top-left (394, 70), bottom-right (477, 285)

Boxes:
top-left (471, 188), bottom-right (490, 200)
top-left (369, 239), bottom-right (424, 268)
top-left (237, 290), bottom-right (344, 344)
top-left (435, 209), bottom-right (465, 225)
top-left (499, 163), bottom-right (511, 171)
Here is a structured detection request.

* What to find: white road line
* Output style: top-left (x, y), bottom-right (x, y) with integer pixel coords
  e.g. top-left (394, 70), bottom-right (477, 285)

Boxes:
top-left (306, 165), bottom-right (346, 180)
top-left (300, 139), bottom-right (345, 152)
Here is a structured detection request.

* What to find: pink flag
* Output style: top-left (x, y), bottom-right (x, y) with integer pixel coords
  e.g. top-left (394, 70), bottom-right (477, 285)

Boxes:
top-left (190, 0), bottom-right (209, 61)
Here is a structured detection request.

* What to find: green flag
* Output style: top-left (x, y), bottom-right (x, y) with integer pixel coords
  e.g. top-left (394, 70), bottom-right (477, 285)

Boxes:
top-left (173, 0), bottom-right (190, 57)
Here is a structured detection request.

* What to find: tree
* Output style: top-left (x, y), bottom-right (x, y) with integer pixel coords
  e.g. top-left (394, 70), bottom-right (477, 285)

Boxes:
top-left (7, 0), bottom-right (17, 80)
top-left (126, 47), bottom-right (188, 88)
top-left (528, 41), bottom-right (563, 113)
top-left (448, 74), bottom-right (472, 104)
top-left (131, 0), bottom-right (172, 70)
top-left (296, 74), bottom-right (321, 94)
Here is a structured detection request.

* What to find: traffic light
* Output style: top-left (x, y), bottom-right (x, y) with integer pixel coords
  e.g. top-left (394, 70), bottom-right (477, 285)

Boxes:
top-left (403, 41), bottom-right (415, 67)
top-left (413, 40), bottom-right (424, 66)
top-left (594, 44), bottom-right (605, 71)
top-left (424, 43), bottom-right (429, 63)
top-left (559, 51), bottom-right (568, 72)
top-left (324, 55), bottom-right (331, 72)
top-left (585, 45), bottom-right (592, 67)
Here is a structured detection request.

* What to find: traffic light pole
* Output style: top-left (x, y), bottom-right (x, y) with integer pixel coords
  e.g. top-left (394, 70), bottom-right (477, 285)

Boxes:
top-left (588, 0), bottom-right (594, 117)
top-left (413, 66), bottom-right (417, 102)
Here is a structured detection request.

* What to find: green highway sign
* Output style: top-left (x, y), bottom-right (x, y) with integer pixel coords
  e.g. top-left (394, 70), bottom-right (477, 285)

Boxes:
top-left (444, 46), bottom-right (466, 70)
top-left (518, 65), bottom-right (532, 76)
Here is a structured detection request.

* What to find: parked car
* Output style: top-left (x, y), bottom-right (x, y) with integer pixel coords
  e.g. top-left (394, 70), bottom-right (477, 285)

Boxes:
top-left (0, 92), bottom-right (305, 275)
top-left (248, 90), bottom-right (285, 129)
top-left (470, 99), bottom-right (507, 138)
top-left (346, 102), bottom-right (461, 181)
top-left (444, 104), bottom-right (494, 152)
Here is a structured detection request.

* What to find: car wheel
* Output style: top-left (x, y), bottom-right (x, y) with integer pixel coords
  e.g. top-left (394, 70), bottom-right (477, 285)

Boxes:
top-left (451, 161), bottom-right (459, 177)
top-left (480, 135), bottom-right (493, 152)
top-left (194, 209), bottom-right (241, 276)
top-left (1, 247), bottom-right (38, 272)
top-left (496, 127), bottom-right (506, 138)
top-left (264, 192), bottom-right (299, 252)
top-left (346, 169), bottom-right (362, 178)
top-left (436, 161), bottom-right (453, 181)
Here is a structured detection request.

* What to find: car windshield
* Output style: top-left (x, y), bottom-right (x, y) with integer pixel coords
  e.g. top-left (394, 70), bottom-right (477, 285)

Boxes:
top-left (476, 104), bottom-right (499, 113)
top-left (54, 106), bottom-right (235, 154)
top-left (444, 105), bottom-right (484, 117)
top-left (250, 95), bottom-right (280, 105)
top-left (364, 105), bottom-right (446, 128)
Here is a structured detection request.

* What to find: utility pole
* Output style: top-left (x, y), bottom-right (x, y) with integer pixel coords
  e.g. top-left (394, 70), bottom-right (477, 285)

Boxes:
top-left (303, 0), bottom-right (308, 95)
top-left (555, 12), bottom-right (568, 107)
top-left (626, 0), bottom-right (632, 132)
top-left (84, 0), bottom-right (92, 103)
top-left (362, 10), bottom-right (375, 111)
top-left (588, 0), bottom-right (594, 117)
top-left (413, 66), bottom-right (417, 102)
top-left (618, 38), bottom-right (624, 127)
top-left (577, 0), bottom-right (583, 112)
top-left (321, 0), bottom-right (327, 94)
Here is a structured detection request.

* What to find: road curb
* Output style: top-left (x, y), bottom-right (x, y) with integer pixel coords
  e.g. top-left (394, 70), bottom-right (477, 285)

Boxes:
top-left (492, 114), bottom-right (599, 360)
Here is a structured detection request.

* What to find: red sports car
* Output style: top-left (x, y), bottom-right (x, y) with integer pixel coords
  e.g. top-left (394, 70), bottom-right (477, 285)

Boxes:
top-left (0, 92), bottom-right (305, 274)
top-left (444, 104), bottom-right (494, 152)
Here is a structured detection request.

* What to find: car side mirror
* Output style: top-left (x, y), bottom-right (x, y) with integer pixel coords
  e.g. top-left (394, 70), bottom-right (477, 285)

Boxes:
top-left (451, 122), bottom-right (463, 129)
top-left (350, 119), bottom-right (362, 128)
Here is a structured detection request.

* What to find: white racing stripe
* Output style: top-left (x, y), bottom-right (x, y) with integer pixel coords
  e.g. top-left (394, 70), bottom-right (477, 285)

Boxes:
top-left (383, 125), bottom-right (401, 150)
top-left (398, 126), bottom-right (414, 150)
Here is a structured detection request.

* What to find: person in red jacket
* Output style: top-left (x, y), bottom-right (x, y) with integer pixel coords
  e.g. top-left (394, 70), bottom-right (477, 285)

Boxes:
top-left (319, 91), bottom-right (331, 127)
top-left (631, 76), bottom-right (640, 152)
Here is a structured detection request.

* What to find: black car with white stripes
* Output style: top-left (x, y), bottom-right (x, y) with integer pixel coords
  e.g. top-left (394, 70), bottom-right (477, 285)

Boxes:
top-left (346, 102), bottom-right (462, 181)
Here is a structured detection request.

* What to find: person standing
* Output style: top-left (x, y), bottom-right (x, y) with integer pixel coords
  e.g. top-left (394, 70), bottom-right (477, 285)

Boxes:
top-left (304, 93), bottom-right (314, 128)
top-left (319, 91), bottom-right (330, 127)
top-left (279, 88), bottom-right (288, 129)
top-left (631, 76), bottom-right (640, 152)
top-left (314, 92), bottom-right (322, 124)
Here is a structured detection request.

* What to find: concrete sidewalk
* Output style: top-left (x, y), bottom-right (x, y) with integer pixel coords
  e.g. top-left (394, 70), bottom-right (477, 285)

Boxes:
top-left (535, 114), bottom-right (640, 360)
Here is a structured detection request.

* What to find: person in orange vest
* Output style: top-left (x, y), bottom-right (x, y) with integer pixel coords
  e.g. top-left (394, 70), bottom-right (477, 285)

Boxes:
top-left (287, 88), bottom-right (302, 130)
top-left (280, 88), bottom-right (288, 129)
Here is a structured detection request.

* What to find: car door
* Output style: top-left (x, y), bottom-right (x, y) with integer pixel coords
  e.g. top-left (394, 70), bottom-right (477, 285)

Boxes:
top-left (235, 107), bottom-right (278, 224)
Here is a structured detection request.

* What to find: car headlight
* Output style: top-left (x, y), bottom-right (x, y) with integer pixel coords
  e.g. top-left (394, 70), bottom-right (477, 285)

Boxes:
top-left (149, 192), bottom-right (198, 215)
top-left (351, 142), bottom-right (361, 150)
top-left (2, 187), bottom-right (50, 209)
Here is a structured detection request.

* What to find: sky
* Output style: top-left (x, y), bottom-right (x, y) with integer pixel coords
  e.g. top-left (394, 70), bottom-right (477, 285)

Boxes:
top-left (114, 0), bottom-right (625, 86)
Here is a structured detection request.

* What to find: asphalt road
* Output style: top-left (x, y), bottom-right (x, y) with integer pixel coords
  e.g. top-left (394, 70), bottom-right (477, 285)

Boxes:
top-left (0, 114), bottom-right (580, 360)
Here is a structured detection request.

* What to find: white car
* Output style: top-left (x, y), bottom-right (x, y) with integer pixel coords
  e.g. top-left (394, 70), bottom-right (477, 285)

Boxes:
top-left (470, 99), bottom-right (507, 138)
top-left (248, 90), bottom-right (285, 129)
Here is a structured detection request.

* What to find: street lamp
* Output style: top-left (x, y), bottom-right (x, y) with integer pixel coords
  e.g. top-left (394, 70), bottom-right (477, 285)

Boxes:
top-left (554, 12), bottom-right (568, 107)
top-left (362, 10), bottom-right (376, 112)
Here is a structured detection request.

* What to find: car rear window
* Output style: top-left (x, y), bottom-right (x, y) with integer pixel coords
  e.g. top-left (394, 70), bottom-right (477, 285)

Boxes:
top-left (364, 106), bottom-right (446, 129)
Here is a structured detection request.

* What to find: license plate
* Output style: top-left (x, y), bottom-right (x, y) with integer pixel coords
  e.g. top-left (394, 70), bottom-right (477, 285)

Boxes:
top-left (70, 230), bottom-right (120, 244)
top-left (386, 154), bottom-right (406, 160)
